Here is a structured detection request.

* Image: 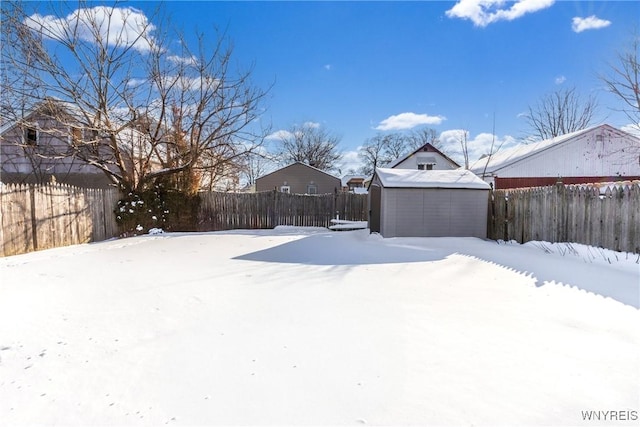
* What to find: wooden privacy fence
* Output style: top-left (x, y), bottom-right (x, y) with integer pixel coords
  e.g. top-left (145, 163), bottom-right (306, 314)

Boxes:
top-left (0, 183), bottom-right (120, 257)
top-left (488, 182), bottom-right (640, 253)
top-left (1, 186), bottom-right (367, 257)
top-left (198, 191), bottom-right (368, 230)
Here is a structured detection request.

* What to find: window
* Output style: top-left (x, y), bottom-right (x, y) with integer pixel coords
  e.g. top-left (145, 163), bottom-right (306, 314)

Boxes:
top-left (24, 126), bottom-right (38, 145)
top-left (307, 183), bottom-right (318, 194)
top-left (417, 155), bottom-right (436, 170)
top-left (280, 185), bottom-right (290, 193)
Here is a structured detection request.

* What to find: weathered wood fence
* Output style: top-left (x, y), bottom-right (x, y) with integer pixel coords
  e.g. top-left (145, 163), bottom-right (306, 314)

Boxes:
top-left (1, 187), bottom-right (368, 256)
top-left (7, 181), bottom-right (636, 257)
top-left (488, 182), bottom-right (640, 253)
top-left (198, 191), bottom-right (368, 230)
top-left (0, 183), bottom-right (120, 257)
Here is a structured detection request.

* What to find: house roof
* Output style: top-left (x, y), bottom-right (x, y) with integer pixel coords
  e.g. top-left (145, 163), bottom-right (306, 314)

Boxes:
top-left (0, 98), bottom-right (87, 135)
top-left (469, 124), bottom-right (640, 176)
top-left (341, 174), bottom-right (368, 187)
top-left (374, 167), bottom-right (490, 190)
top-left (387, 142), bottom-right (461, 169)
top-left (256, 161), bottom-right (341, 182)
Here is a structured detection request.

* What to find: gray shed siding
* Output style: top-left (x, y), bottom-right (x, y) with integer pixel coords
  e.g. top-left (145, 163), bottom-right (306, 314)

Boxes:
top-left (256, 163), bottom-right (341, 194)
top-left (379, 187), bottom-right (488, 238)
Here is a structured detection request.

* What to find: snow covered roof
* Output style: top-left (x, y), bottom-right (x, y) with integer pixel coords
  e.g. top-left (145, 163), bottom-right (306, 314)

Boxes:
top-left (341, 174), bottom-right (367, 187)
top-left (374, 167), bottom-right (490, 189)
top-left (469, 124), bottom-right (639, 176)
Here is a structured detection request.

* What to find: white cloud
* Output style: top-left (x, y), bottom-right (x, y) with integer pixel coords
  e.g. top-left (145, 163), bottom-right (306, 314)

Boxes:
top-left (439, 129), bottom-right (518, 166)
top-left (338, 150), bottom-right (362, 175)
top-left (620, 123), bottom-right (640, 138)
top-left (375, 112), bottom-right (446, 131)
top-left (265, 123), bottom-right (322, 141)
top-left (156, 75), bottom-right (219, 92)
top-left (555, 75), bottom-right (566, 85)
top-left (571, 15), bottom-right (611, 33)
top-left (265, 130), bottom-right (295, 141)
top-left (446, 0), bottom-right (555, 27)
top-left (324, 64), bottom-right (332, 71)
top-left (167, 55), bottom-right (199, 66)
top-left (126, 78), bottom-right (147, 87)
top-left (25, 6), bottom-right (156, 53)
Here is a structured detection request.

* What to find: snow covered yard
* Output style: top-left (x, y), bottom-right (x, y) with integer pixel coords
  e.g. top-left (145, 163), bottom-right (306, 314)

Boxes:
top-left (0, 227), bottom-right (638, 426)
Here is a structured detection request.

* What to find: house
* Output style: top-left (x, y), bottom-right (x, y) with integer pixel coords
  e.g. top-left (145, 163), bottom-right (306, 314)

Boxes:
top-left (255, 162), bottom-right (342, 194)
top-left (369, 168), bottom-right (490, 238)
top-left (0, 101), bottom-right (114, 188)
top-left (388, 142), bottom-right (460, 170)
top-left (470, 124), bottom-right (640, 189)
top-left (1, 99), bottom-right (241, 192)
top-left (341, 174), bottom-right (368, 193)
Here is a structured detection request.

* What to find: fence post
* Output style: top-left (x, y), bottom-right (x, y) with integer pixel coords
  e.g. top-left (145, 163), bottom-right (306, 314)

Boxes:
top-left (28, 184), bottom-right (38, 251)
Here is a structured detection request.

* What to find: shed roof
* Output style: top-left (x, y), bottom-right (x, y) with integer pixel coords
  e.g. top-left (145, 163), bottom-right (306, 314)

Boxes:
top-left (374, 168), bottom-right (490, 189)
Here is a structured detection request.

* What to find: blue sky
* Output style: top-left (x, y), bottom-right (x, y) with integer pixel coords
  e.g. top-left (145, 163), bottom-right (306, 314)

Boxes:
top-left (21, 1), bottom-right (640, 173)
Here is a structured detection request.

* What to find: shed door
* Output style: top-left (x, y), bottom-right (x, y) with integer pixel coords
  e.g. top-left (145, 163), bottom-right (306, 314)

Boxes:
top-left (369, 185), bottom-right (381, 233)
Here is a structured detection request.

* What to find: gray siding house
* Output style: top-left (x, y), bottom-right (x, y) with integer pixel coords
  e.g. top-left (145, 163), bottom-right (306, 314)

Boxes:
top-left (255, 162), bottom-right (341, 194)
top-left (369, 168), bottom-right (490, 238)
top-left (1, 101), bottom-right (113, 188)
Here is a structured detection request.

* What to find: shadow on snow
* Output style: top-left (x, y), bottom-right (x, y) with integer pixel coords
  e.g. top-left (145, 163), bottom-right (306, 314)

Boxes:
top-left (232, 229), bottom-right (639, 309)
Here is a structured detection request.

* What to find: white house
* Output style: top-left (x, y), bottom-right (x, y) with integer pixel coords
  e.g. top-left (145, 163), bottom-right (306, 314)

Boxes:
top-left (389, 142), bottom-right (460, 170)
top-left (470, 124), bottom-right (640, 189)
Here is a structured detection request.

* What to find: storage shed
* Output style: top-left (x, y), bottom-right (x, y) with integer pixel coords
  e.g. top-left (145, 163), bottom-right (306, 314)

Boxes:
top-left (369, 168), bottom-right (491, 238)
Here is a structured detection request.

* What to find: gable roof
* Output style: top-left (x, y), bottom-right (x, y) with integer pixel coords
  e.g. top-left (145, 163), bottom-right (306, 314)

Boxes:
top-left (373, 167), bottom-right (490, 190)
top-left (341, 174), bottom-right (368, 187)
top-left (0, 98), bottom-right (164, 137)
top-left (388, 142), bottom-right (461, 169)
top-left (256, 161), bottom-right (341, 182)
top-left (1, 100), bottom-right (73, 135)
top-left (469, 124), bottom-right (640, 176)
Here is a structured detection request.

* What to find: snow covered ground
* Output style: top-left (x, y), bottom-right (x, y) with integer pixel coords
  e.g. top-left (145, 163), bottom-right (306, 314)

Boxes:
top-left (0, 227), bottom-right (638, 426)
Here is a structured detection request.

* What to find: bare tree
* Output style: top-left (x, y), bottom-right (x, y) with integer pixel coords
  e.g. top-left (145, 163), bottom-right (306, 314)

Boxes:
top-left (600, 32), bottom-right (640, 132)
top-left (240, 151), bottom-right (275, 188)
top-left (276, 122), bottom-right (342, 172)
top-left (456, 129), bottom-right (470, 169)
top-left (406, 128), bottom-right (441, 151)
top-left (1, 1), bottom-right (269, 193)
top-left (381, 132), bottom-right (410, 161)
top-left (358, 133), bottom-right (390, 176)
top-left (357, 132), bottom-right (410, 176)
top-left (523, 87), bottom-right (598, 140)
top-left (358, 131), bottom-right (441, 176)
